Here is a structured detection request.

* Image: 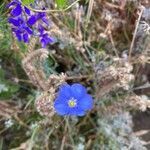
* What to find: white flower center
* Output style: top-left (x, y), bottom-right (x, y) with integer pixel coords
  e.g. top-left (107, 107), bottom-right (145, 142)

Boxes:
top-left (68, 98), bottom-right (77, 108)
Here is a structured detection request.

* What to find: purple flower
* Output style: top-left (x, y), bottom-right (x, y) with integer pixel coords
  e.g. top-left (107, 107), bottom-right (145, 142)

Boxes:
top-left (40, 33), bottom-right (55, 47)
top-left (37, 12), bottom-right (49, 25)
top-left (27, 15), bottom-right (37, 26)
top-left (54, 83), bottom-right (93, 116)
top-left (8, 0), bottom-right (31, 16)
top-left (8, 0), bottom-right (55, 46)
top-left (9, 17), bottom-right (33, 42)
top-left (11, 3), bottom-right (22, 16)
top-left (38, 25), bottom-right (55, 47)
top-left (7, 0), bottom-right (22, 17)
top-left (8, 0), bottom-right (32, 43)
top-left (27, 12), bottom-right (49, 26)
top-left (24, 7), bottom-right (31, 15)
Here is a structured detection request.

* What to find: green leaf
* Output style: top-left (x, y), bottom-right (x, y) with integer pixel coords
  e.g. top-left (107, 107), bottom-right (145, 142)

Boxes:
top-left (56, 0), bottom-right (68, 9)
top-left (0, 68), bottom-right (19, 99)
top-left (22, 0), bottom-right (35, 5)
top-left (0, 68), bottom-right (5, 80)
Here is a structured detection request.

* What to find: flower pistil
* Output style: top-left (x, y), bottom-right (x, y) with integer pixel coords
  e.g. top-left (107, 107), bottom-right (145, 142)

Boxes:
top-left (68, 98), bottom-right (77, 108)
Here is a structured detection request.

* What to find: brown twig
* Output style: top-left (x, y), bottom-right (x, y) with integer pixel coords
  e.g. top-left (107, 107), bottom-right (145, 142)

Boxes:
top-left (60, 122), bottom-right (67, 150)
top-left (128, 6), bottom-right (144, 61)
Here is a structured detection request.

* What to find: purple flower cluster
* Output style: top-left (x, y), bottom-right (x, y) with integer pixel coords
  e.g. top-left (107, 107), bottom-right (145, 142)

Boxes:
top-left (8, 0), bottom-right (55, 47)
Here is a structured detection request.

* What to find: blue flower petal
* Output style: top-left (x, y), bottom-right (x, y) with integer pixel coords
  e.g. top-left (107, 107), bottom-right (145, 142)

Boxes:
top-left (8, 18), bottom-right (20, 26)
top-left (41, 17), bottom-right (49, 25)
top-left (14, 31), bottom-right (22, 41)
top-left (48, 37), bottom-right (56, 43)
top-left (37, 12), bottom-right (45, 19)
top-left (24, 7), bottom-right (30, 15)
top-left (23, 33), bottom-right (29, 43)
top-left (77, 110), bottom-right (85, 116)
top-left (27, 15), bottom-right (37, 26)
top-left (38, 25), bottom-right (44, 34)
top-left (53, 95), bottom-right (67, 105)
top-left (46, 36), bottom-right (55, 43)
top-left (40, 33), bottom-right (55, 47)
top-left (79, 94), bottom-right (93, 111)
top-left (54, 102), bottom-right (69, 116)
top-left (71, 83), bottom-right (87, 99)
top-left (11, 4), bottom-right (22, 16)
top-left (41, 38), bottom-right (47, 48)
top-left (67, 107), bottom-right (85, 116)
top-left (58, 84), bottom-right (72, 98)
top-left (24, 26), bottom-right (33, 34)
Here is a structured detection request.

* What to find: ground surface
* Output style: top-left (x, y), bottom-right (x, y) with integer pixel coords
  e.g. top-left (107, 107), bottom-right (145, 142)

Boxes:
top-left (133, 111), bottom-right (150, 149)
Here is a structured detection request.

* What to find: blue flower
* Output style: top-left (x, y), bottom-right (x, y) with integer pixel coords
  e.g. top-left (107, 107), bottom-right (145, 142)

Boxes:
top-left (54, 83), bottom-right (93, 116)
